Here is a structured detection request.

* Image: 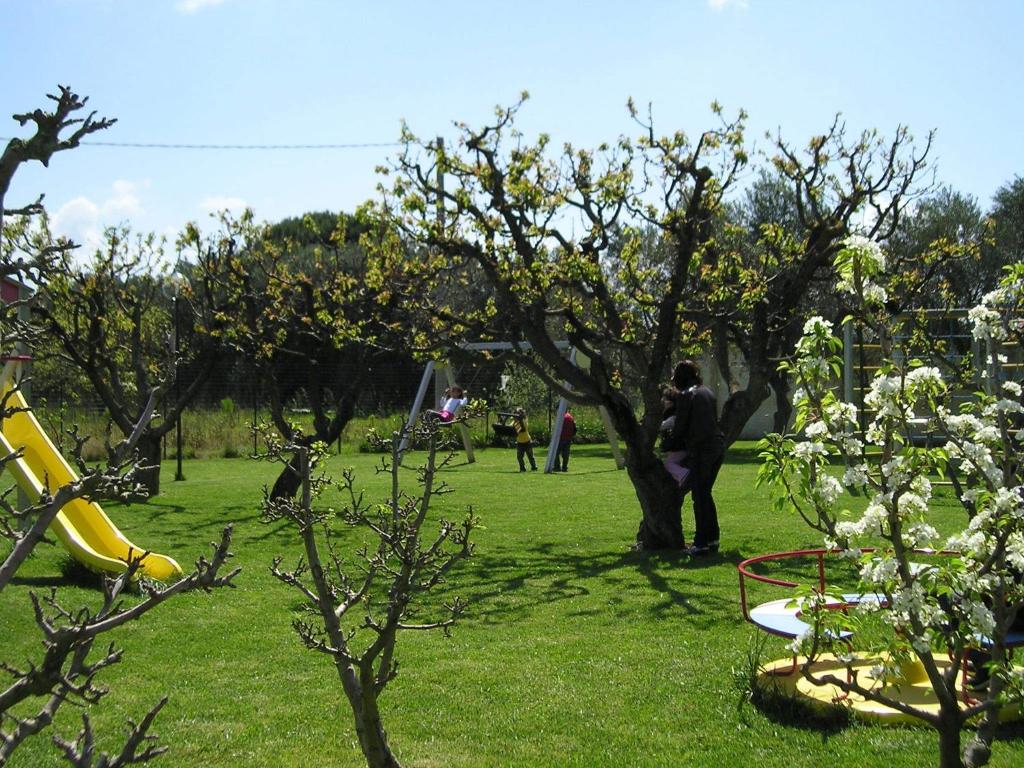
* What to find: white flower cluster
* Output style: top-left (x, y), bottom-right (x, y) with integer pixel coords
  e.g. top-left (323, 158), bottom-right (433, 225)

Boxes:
top-left (946, 528), bottom-right (989, 560)
top-left (864, 374), bottom-right (903, 418)
top-left (793, 440), bottom-right (827, 460)
top-left (823, 399), bottom-right (858, 426)
top-left (811, 473), bottom-right (844, 507)
top-left (842, 463), bottom-right (870, 488)
top-left (944, 435), bottom-right (1002, 486)
top-left (904, 366), bottom-right (945, 397)
top-left (969, 287), bottom-right (1009, 341)
top-left (1008, 532), bottom-right (1024, 571)
top-left (802, 315), bottom-right (833, 337)
top-left (837, 498), bottom-right (889, 540)
top-left (966, 600), bottom-right (997, 638)
top-left (836, 235), bottom-right (888, 305)
top-left (986, 384), bottom-right (1024, 422)
top-left (842, 234), bottom-right (886, 271)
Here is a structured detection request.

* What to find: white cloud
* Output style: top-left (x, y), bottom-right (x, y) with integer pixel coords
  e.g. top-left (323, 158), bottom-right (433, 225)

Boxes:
top-left (49, 179), bottom-right (147, 256)
top-left (198, 195), bottom-right (248, 218)
top-left (708, 0), bottom-right (749, 10)
top-left (176, 0), bottom-right (230, 14)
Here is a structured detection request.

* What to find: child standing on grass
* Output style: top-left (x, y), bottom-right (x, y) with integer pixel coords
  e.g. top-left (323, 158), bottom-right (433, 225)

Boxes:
top-left (555, 408), bottom-right (577, 472)
top-left (512, 407), bottom-right (537, 472)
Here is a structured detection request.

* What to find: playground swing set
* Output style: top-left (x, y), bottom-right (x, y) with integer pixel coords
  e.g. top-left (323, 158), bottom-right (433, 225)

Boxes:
top-left (399, 341), bottom-right (625, 473)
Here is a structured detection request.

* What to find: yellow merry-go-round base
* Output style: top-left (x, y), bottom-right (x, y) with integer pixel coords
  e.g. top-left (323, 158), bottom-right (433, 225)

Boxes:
top-left (759, 654), bottom-right (1024, 726)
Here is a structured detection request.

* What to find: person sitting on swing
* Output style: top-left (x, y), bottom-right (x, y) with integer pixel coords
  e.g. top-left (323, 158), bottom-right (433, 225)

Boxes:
top-left (425, 384), bottom-right (468, 423)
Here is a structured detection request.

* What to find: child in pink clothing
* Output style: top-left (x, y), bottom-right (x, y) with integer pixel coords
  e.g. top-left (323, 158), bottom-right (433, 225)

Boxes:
top-left (659, 387), bottom-right (691, 490)
top-left (425, 385), bottom-right (467, 423)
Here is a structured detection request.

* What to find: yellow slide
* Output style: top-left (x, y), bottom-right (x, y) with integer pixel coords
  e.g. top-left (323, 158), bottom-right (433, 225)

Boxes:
top-left (0, 382), bottom-right (183, 581)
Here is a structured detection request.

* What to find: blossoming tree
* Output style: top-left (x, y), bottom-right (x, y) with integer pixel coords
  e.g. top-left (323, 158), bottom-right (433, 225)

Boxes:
top-left (758, 237), bottom-right (1024, 768)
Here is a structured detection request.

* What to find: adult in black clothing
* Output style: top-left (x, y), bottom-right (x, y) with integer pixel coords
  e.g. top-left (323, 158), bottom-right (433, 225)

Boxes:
top-left (670, 360), bottom-right (726, 556)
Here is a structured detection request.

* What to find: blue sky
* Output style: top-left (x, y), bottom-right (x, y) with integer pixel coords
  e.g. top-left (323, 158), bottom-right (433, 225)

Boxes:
top-left (3, 0), bottom-right (1022, 254)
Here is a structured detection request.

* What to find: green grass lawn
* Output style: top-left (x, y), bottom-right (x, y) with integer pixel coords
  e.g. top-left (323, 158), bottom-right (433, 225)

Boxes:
top-left (3, 442), bottom-right (1023, 767)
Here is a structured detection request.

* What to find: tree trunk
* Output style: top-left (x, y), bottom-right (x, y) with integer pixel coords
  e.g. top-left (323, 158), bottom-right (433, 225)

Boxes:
top-left (340, 671), bottom-right (402, 768)
top-left (626, 449), bottom-right (685, 550)
top-left (352, 703), bottom-right (401, 768)
top-left (268, 392), bottom-right (356, 500)
top-left (936, 710), bottom-right (964, 768)
top-left (718, 373), bottom-right (772, 447)
top-left (770, 372), bottom-right (793, 434)
top-left (270, 455), bottom-right (302, 501)
top-left (135, 432), bottom-right (162, 498)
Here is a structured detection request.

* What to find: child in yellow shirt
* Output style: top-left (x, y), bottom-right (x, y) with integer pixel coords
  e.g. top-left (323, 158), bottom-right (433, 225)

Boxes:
top-left (512, 407), bottom-right (537, 472)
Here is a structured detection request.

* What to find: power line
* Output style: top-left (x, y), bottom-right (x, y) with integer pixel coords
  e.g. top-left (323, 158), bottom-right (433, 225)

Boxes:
top-left (0, 137), bottom-right (401, 150)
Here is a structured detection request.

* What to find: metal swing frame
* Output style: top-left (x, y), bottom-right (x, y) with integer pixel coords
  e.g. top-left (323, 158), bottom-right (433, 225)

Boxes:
top-left (399, 341), bottom-right (625, 472)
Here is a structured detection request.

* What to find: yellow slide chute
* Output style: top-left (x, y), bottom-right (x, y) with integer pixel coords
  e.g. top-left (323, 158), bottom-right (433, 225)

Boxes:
top-left (1, 376), bottom-right (183, 581)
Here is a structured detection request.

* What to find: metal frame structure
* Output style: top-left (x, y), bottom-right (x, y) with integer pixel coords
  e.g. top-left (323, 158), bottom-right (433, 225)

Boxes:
top-left (400, 341), bottom-right (625, 472)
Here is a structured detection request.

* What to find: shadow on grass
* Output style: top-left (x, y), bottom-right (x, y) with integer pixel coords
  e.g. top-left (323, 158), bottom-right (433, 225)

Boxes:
top-left (9, 574), bottom-right (75, 589)
top-left (11, 557), bottom-right (106, 591)
top-left (103, 500), bottom-right (186, 520)
top-left (992, 721), bottom-right (1024, 744)
top-left (456, 539), bottom-right (745, 630)
top-left (723, 444), bottom-right (768, 466)
top-left (747, 675), bottom-right (852, 736)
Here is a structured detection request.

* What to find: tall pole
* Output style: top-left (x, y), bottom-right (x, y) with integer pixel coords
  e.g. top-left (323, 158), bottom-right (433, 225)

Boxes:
top-left (173, 295), bottom-right (185, 481)
top-left (436, 136), bottom-right (445, 230)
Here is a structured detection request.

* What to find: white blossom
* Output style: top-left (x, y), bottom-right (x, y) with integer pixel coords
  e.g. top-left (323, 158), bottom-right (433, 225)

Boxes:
top-left (991, 398), bottom-right (1024, 416)
top-left (969, 304), bottom-right (1006, 341)
top-left (793, 441), bottom-right (827, 459)
top-left (965, 599), bottom-right (996, 638)
top-left (939, 408), bottom-right (983, 436)
top-left (802, 315), bottom-right (833, 336)
top-left (812, 474), bottom-right (844, 506)
top-left (840, 435), bottom-right (864, 454)
top-left (861, 500), bottom-right (889, 536)
top-left (843, 234), bottom-right (886, 270)
top-left (824, 400), bottom-right (858, 425)
top-left (864, 283), bottom-right (888, 304)
top-left (975, 425), bottom-right (1002, 443)
top-left (881, 456), bottom-right (911, 488)
top-left (993, 487), bottom-right (1024, 516)
top-left (905, 365), bottom-right (945, 395)
top-left (861, 554), bottom-right (898, 585)
top-left (905, 521), bottom-right (939, 548)
top-left (805, 420), bottom-right (828, 439)
top-left (834, 520), bottom-right (864, 540)
top-left (1007, 533), bottom-right (1024, 571)
top-left (843, 464), bottom-right (870, 488)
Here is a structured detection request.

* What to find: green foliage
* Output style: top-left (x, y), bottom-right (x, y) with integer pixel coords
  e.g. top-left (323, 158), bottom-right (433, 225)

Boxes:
top-left (495, 358), bottom-right (548, 413)
top-left (886, 186), bottom-right (990, 308)
top-left (30, 223), bottom-right (176, 415)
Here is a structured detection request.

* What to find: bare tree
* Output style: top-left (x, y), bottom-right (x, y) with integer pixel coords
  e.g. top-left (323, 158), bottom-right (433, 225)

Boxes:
top-left (258, 419), bottom-right (476, 768)
top-left (0, 86), bottom-right (115, 233)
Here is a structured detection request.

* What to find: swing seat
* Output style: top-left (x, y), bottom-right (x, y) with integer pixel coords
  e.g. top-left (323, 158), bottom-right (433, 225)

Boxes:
top-left (492, 423), bottom-right (517, 438)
